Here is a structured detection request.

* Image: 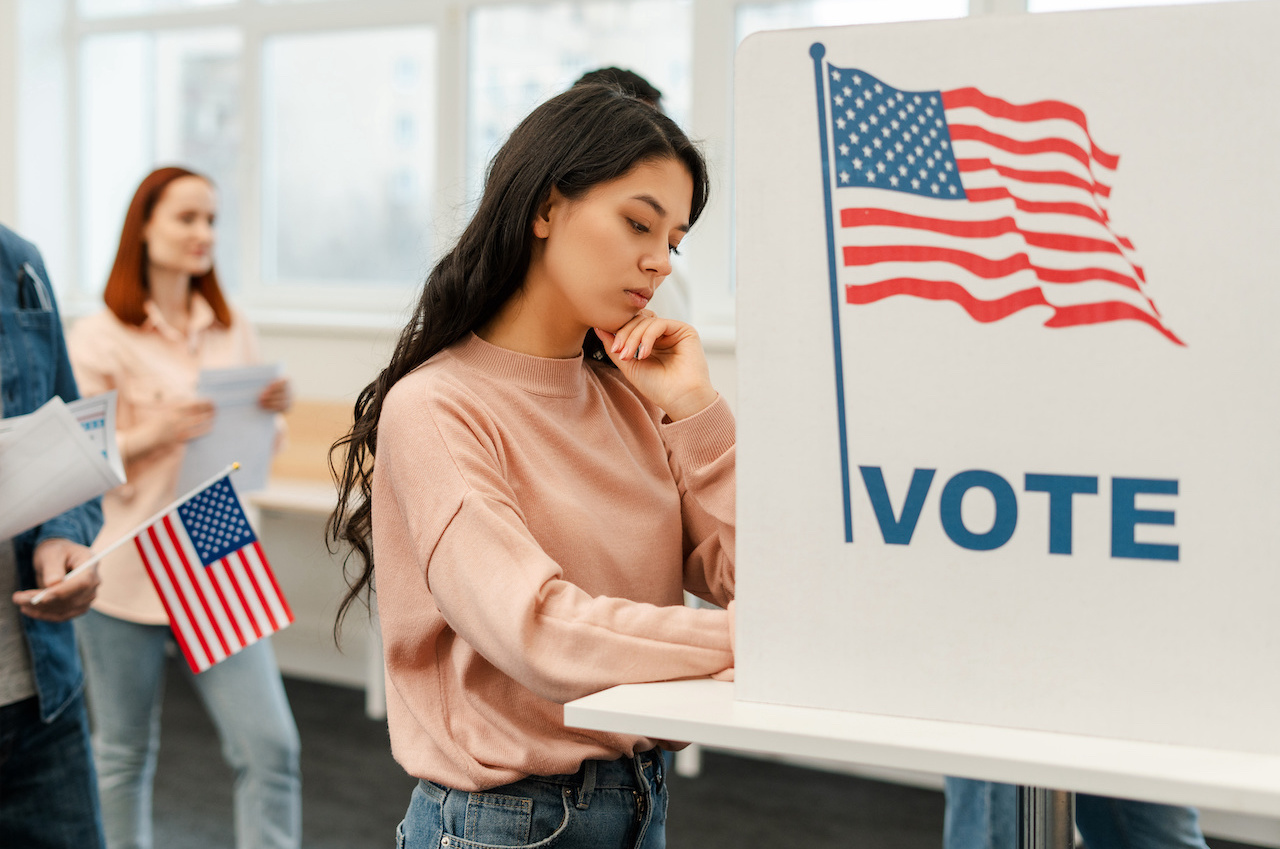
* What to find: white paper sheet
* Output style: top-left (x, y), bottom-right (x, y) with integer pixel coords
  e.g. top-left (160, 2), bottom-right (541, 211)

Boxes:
top-left (0, 394), bottom-right (126, 539)
top-left (176, 364), bottom-right (283, 496)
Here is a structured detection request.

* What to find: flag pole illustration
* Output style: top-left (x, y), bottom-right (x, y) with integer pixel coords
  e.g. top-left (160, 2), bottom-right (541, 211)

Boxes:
top-left (33, 461), bottom-right (293, 674)
top-left (810, 41), bottom-right (1183, 543)
top-left (811, 42), bottom-right (855, 545)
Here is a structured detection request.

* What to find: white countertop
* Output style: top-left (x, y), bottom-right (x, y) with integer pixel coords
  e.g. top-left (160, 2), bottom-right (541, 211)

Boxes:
top-left (565, 680), bottom-right (1280, 817)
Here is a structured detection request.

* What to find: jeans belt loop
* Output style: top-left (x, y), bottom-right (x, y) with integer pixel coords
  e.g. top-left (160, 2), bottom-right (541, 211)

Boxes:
top-left (576, 759), bottom-right (598, 811)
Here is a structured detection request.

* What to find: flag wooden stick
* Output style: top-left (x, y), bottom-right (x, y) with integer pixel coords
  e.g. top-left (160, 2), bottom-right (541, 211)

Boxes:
top-left (31, 462), bottom-right (242, 605)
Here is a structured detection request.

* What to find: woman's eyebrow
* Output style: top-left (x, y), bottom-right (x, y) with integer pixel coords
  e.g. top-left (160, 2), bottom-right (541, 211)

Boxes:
top-left (632, 194), bottom-right (690, 232)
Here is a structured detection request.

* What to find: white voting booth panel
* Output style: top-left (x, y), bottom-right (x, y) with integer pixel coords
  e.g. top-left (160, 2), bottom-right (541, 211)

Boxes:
top-left (734, 0), bottom-right (1280, 760)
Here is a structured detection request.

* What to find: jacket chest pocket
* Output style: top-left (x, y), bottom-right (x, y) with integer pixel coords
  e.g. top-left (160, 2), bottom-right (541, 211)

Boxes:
top-left (1, 309), bottom-right (58, 410)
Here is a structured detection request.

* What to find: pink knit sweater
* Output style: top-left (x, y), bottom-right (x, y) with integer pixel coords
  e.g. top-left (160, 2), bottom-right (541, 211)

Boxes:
top-left (372, 333), bottom-right (736, 790)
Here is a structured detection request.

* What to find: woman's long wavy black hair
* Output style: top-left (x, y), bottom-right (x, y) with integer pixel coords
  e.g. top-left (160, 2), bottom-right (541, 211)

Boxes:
top-left (327, 84), bottom-right (710, 638)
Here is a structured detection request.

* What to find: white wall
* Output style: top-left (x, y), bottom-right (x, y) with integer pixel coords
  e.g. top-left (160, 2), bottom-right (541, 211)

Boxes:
top-left (0, 0), bottom-right (18, 225)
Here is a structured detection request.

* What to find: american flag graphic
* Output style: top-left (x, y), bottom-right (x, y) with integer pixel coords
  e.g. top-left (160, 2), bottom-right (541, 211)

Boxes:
top-left (820, 61), bottom-right (1182, 346)
top-left (134, 475), bottom-right (292, 673)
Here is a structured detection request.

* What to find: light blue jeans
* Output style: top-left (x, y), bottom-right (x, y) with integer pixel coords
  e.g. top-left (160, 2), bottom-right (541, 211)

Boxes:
top-left (944, 778), bottom-right (1210, 849)
top-left (397, 749), bottom-right (667, 849)
top-left (77, 609), bottom-right (301, 849)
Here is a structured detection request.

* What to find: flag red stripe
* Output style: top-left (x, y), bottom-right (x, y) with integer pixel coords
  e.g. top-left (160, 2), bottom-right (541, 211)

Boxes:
top-left (953, 190), bottom-right (1144, 282)
top-left (163, 516), bottom-right (231, 659)
top-left (206, 559), bottom-right (246, 647)
top-left (238, 547), bottom-right (287, 632)
top-left (847, 278), bottom-right (1049, 321)
top-left (840, 208), bottom-right (1125, 256)
top-left (228, 554), bottom-right (271, 637)
top-left (254, 541), bottom-right (294, 623)
top-left (846, 279), bottom-right (1184, 346)
top-left (1044, 300), bottom-right (1185, 345)
top-left (843, 244), bottom-right (1143, 291)
top-left (223, 557), bottom-right (263, 640)
top-left (962, 186), bottom-right (1110, 226)
top-left (948, 124), bottom-right (1093, 171)
top-left (234, 548), bottom-right (277, 631)
top-left (143, 525), bottom-right (212, 671)
top-left (941, 87), bottom-right (1120, 168)
top-left (134, 535), bottom-right (208, 672)
top-left (957, 158), bottom-right (1112, 198)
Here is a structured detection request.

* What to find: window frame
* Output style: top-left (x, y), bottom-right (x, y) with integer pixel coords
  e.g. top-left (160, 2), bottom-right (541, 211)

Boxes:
top-left (18, 0), bottom-right (1044, 330)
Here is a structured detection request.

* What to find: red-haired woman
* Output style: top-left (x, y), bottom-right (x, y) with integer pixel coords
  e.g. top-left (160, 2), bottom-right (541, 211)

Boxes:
top-left (67, 167), bottom-right (300, 849)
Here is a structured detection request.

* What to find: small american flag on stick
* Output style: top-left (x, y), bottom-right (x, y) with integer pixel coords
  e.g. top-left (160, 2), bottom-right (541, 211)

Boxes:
top-left (135, 472), bottom-right (292, 673)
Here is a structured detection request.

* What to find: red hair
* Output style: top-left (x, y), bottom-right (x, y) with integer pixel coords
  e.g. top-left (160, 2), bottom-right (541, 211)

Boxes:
top-left (103, 166), bottom-right (233, 328)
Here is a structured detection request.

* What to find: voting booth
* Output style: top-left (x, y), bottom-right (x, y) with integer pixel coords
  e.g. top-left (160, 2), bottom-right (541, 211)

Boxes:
top-left (734, 0), bottom-right (1280, 756)
top-left (568, 3), bottom-right (1280, 840)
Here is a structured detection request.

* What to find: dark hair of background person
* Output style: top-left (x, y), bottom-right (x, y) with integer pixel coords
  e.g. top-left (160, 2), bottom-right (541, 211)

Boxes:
top-left (327, 83), bottom-right (709, 638)
top-left (102, 165), bottom-right (232, 328)
top-left (573, 67), bottom-right (663, 108)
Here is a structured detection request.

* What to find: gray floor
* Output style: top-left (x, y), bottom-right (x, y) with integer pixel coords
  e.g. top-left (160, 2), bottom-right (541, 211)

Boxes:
top-left (149, 661), bottom-right (1263, 849)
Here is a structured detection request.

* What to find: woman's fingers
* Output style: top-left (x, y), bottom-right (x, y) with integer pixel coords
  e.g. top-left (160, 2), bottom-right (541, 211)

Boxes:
top-left (609, 314), bottom-right (683, 361)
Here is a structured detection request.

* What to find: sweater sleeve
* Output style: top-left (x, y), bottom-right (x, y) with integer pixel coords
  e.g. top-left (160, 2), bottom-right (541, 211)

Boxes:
top-left (661, 395), bottom-right (736, 609)
top-left (378, 384), bottom-right (735, 706)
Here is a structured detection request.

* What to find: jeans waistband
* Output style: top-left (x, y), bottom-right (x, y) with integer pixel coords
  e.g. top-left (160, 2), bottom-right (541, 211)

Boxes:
top-left (418, 749), bottom-right (664, 805)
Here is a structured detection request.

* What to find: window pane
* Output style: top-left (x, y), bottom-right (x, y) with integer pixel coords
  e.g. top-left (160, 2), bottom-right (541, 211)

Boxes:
top-left (263, 28), bottom-right (437, 288)
top-left (737, 0), bottom-right (968, 43)
top-left (80, 30), bottom-right (242, 297)
top-left (1031, 0), bottom-right (1247, 9)
top-left (78, 0), bottom-right (233, 18)
top-left (468, 0), bottom-right (692, 199)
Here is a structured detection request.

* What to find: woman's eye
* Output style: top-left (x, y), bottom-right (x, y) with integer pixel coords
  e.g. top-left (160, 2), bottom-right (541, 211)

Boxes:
top-left (629, 219), bottom-right (650, 234)
top-left (668, 244), bottom-right (682, 256)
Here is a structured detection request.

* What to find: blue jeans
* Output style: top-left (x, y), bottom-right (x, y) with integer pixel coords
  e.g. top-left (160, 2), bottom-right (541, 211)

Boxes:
top-left (944, 778), bottom-right (1210, 849)
top-left (397, 750), bottom-right (668, 849)
top-left (0, 693), bottom-right (106, 848)
top-left (77, 609), bottom-right (301, 849)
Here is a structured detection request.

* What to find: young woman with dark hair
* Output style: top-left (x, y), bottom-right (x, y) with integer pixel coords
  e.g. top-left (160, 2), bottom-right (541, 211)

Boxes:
top-left (329, 84), bottom-right (735, 849)
top-left (67, 167), bottom-right (300, 849)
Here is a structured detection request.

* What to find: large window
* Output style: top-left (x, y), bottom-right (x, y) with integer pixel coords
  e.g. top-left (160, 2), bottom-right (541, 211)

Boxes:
top-left (468, 0), bottom-right (693, 200)
top-left (736, 0), bottom-right (967, 43)
top-left (263, 27), bottom-right (437, 292)
top-left (80, 29), bottom-right (242, 295)
top-left (16, 0), bottom-right (1242, 327)
top-left (1030, 0), bottom-right (1247, 9)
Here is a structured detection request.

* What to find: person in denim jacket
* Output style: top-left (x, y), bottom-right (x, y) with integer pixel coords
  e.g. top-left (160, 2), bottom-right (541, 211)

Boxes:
top-left (0, 222), bottom-right (107, 848)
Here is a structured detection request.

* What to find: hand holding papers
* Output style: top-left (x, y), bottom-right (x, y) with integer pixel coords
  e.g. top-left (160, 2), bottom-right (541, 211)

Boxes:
top-left (176, 364), bottom-right (284, 496)
top-left (0, 393), bottom-right (126, 540)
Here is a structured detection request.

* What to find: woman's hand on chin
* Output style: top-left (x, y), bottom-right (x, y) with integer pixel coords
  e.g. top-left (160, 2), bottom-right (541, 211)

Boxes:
top-left (593, 312), bottom-right (718, 421)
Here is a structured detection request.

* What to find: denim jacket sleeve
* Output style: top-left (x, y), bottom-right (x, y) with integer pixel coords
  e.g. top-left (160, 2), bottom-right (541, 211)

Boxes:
top-left (0, 226), bottom-right (104, 559)
top-left (0, 223), bottom-right (105, 721)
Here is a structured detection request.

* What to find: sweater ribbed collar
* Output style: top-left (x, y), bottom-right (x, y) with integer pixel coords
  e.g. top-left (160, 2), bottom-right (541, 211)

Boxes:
top-left (454, 332), bottom-right (588, 398)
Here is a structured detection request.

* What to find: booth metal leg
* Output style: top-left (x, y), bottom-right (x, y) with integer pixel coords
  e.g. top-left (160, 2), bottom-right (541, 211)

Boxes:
top-left (1017, 786), bottom-right (1075, 849)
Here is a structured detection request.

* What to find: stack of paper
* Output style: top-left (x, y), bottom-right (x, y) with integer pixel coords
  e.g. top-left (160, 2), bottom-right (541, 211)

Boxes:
top-left (176, 364), bottom-right (283, 496)
top-left (0, 393), bottom-right (126, 540)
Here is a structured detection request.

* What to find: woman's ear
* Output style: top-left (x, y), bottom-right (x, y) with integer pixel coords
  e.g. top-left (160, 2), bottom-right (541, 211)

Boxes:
top-left (532, 187), bottom-right (564, 239)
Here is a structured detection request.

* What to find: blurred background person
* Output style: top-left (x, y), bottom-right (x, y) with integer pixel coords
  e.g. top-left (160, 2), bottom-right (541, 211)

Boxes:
top-left (66, 166), bottom-right (301, 849)
top-left (944, 778), bottom-right (1210, 849)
